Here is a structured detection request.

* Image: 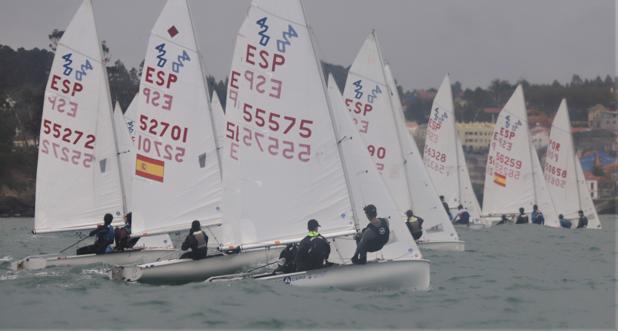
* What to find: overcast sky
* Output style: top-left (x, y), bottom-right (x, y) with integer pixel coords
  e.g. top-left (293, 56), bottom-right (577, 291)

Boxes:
top-left (0, 0), bottom-right (615, 90)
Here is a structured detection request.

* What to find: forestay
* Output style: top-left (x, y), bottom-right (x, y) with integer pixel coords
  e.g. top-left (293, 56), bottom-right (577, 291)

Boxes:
top-left (132, 0), bottom-right (222, 236)
top-left (482, 86), bottom-right (558, 223)
top-left (327, 75), bottom-right (422, 261)
top-left (34, 0), bottom-right (124, 233)
top-left (113, 103), bottom-right (135, 212)
top-left (423, 75), bottom-right (482, 221)
top-left (544, 100), bottom-right (601, 228)
top-left (222, 0), bottom-right (354, 247)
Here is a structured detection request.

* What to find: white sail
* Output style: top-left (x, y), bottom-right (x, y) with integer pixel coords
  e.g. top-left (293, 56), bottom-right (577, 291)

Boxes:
top-left (113, 103), bottom-right (135, 212)
top-left (327, 75), bottom-right (422, 261)
top-left (342, 34), bottom-right (459, 245)
top-left (132, 0), bottom-right (222, 236)
top-left (545, 100), bottom-right (601, 228)
top-left (423, 75), bottom-right (482, 221)
top-left (222, 0), bottom-right (356, 247)
top-left (210, 90), bottom-right (226, 152)
top-left (34, 0), bottom-right (124, 233)
top-left (123, 95), bottom-right (137, 143)
top-left (482, 85), bottom-right (558, 223)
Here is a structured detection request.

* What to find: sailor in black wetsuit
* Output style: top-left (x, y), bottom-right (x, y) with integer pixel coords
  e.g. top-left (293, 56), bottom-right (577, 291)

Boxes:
top-left (515, 207), bottom-right (529, 224)
top-left (576, 210), bottom-right (588, 229)
top-left (351, 204), bottom-right (390, 265)
top-left (439, 195), bottom-right (453, 220)
top-left (405, 209), bottom-right (424, 241)
top-left (294, 219), bottom-right (331, 271)
top-left (77, 213), bottom-right (115, 255)
top-left (180, 220), bottom-right (209, 260)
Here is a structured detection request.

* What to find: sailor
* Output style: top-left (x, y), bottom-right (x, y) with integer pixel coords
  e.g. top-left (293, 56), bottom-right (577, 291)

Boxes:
top-left (405, 209), bottom-right (424, 241)
top-left (76, 213), bottom-right (115, 255)
top-left (114, 212), bottom-right (139, 251)
top-left (576, 210), bottom-right (588, 229)
top-left (515, 207), bottom-right (529, 224)
top-left (531, 205), bottom-right (544, 225)
top-left (351, 204), bottom-right (390, 265)
top-left (496, 214), bottom-right (510, 225)
top-left (439, 195), bottom-right (453, 220)
top-left (559, 214), bottom-right (572, 229)
top-left (294, 219), bottom-right (331, 272)
top-left (452, 205), bottom-right (470, 225)
top-left (180, 220), bottom-right (209, 260)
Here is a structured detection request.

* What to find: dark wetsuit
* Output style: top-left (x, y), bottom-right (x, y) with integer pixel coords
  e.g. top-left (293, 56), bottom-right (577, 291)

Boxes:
top-left (405, 215), bottom-right (424, 240)
top-left (560, 218), bottom-right (572, 229)
top-left (453, 210), bottom-right (470, 225)
top-left (576, 216), bottom-right (588, 229)
top-left (180, 230), bottom-right (209, 260)
top-left (516, 214), bottom-right (529, 224)
top-left (295, 232), bottom-right (330, 271)
top-left (76, 224), bottom-right (114, 255)
top-left (442, 202), bottom-right (452, 220)
top-left (352, 218), bottom-right (390, 264)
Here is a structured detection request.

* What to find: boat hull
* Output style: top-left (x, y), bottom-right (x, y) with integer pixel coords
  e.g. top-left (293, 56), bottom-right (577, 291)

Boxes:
top-left (111, 247), bottom-right (282, 285)
top-left (418, 240), bottom-right (465, 252)
top-left (210, 259), bottom-right (431, 291)
top-left (11, 248), bottom-right (178, 271)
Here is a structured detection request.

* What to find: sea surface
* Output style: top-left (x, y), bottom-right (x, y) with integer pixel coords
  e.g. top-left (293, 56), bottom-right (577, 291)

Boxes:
top-left (0, 216), bottom-right (615, 329)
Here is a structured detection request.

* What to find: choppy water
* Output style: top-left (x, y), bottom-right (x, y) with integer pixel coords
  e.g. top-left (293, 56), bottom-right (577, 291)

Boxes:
top-left (0, 216), bottom-right (616, 329)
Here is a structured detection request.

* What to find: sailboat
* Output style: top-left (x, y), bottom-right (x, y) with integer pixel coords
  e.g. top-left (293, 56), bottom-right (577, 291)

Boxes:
top-left (544, 100), bottom-right (601, 229)
top-left (423, 75), bottom-right (485, 226)
top-left (111, 0), bottom-right (282, 284)
top-left (207, 0), bottom-right (429, 290)
top-left (12, 0), bottom-right (175, 271)
top-left (481, 85), bottom-right (558, 224)
top-left (341, 33), bottom-right (463, 251)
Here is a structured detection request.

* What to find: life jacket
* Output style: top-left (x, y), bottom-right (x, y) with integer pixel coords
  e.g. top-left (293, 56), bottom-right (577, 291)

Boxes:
top-left (193, 230), bottom-right (208, 249)
top-left (296, 232), bottom-right (330, 271)
top-left (368, 218), bottom-right (390, 246)
top-left (456, 210), bottom-right (470, 224)
top-left (406, 216), bottom-right (423, 240)
top-left (560, 218), bottom-right (572, 229)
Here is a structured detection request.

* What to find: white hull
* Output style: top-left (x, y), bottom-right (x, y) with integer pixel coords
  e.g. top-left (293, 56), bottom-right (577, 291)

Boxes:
top-left (418, 240), bottom-right (465, 252)
top-left (209, 259), bottom-right (430, 291)
top-left (111, 247), bottom-right (282, 285)
top-left (11, 248), bottom-right (177, 271)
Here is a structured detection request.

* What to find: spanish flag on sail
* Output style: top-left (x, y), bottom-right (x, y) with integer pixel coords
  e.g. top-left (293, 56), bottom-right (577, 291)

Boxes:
top-left (136, 154), bottom-right (164, 183)
top-left (494, 172), bottom-right (506, 187)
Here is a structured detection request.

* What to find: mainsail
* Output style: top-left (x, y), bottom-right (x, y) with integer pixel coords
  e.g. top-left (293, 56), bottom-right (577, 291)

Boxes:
top-left (113, 102), bottom-right (135, 212)
top-left (342, 33), bottom-right (460, 244)
top-left (222, 0), bottom-right (355, 247)
top-left (423, 75), bottom-right (482, 221)
top-left (544, 100), bottom-right (601, 228)
top-left (210, 90), bottom-right (226, 152)
top-left (34, 0), bottom-right (124, 233)
top-left (482, 85), bottom-right (558, 223)
top-left (132, 0), bottom-right (222, 236)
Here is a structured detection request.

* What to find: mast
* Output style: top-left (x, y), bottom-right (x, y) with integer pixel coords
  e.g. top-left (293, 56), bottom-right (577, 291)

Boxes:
top-left (92, 0), bottom-right (127, 215)
top-left (185, 0), bottom-right (223, 179)
top-left (373, 32), bottom-right (414, 210)
top-left (301, 1), bottom-right (359, 231)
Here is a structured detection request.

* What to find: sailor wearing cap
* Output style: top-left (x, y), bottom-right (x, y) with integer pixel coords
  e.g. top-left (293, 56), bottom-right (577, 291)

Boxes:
top-left (294, 219), bottom-right (331, 271)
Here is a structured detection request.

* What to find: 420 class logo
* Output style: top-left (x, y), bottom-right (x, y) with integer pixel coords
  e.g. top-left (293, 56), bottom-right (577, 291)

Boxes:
top-left (504, 115), bottom-right (522, 133)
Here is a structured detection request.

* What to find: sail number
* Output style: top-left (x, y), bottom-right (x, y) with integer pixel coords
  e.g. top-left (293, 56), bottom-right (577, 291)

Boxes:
top-left (241, 103), bottom-right (313, 138)
top-left (226, 122), bottom-right (310, 163)
top-left (424, 146), bottom-right (446, 163)
top-left (41, 119), bottom-right (95, 149)
top-left (136, 134), bottom-right (186, 163)
top-left (40, 138), bottom-right (95, 168)
top-left (138, 114), bottom-right (188, 143)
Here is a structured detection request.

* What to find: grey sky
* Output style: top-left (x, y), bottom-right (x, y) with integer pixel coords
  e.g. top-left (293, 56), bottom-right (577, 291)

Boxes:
top-left (0, 0), bottom-right (614, 90)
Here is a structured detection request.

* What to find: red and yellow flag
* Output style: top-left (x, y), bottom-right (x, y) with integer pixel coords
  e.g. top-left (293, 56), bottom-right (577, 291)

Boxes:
top-left (135, 154), bottom-right (164, 182)
top-left (494, 172), bottom-right (506, 187)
